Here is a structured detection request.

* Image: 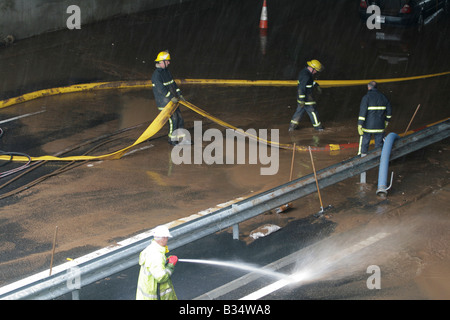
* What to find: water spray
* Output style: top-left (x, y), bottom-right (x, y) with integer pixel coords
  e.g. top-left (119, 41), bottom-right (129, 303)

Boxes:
top-left (178, 259), bottom-right (289, 280)
top-left (185, 230), bottom-right (393, 300)
top-left (239, 231), bottom-right (390, 300)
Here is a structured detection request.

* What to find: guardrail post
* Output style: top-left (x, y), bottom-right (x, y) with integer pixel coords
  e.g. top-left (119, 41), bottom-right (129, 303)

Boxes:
top-left (360, 154), bottom-right (367, 183)
top-left (232, 224), bottom-right (239, 240)
top-left (72, 289), bottom-right (80, 300)
top-left (360, 171), bottom-right (366, 183)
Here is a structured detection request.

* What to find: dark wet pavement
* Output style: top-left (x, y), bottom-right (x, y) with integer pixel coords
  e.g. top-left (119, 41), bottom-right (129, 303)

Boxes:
top-left (0, 0), bottom-right (449, 299)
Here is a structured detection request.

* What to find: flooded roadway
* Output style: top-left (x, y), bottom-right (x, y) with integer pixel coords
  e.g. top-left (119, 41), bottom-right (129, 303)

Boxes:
top-left (0, 0), bottom-right (449, 299)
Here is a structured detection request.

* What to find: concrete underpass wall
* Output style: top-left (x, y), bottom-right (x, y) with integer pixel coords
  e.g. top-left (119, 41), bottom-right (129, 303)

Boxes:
top-left (0, 0), bottom-right (191, 40)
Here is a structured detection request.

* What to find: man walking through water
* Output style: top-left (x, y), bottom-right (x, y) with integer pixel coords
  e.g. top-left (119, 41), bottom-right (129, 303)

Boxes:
top-left (289, 59), bottom-right (325, 132)
top-left (151, 50), bottom-right (188, 146)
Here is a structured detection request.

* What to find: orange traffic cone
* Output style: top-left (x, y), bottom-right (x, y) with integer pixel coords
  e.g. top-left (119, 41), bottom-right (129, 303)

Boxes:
top-left (259, 0), bottom-right (268, 55)
top-left (259, 0), bottom-right (268, 30)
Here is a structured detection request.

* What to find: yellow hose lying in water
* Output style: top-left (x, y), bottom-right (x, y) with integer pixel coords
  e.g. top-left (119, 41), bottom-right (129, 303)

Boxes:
top-left (179, 100), bottom-right (299, 150)
top-left (177, 71), bottom-right (450, 88)
top-left (0, 100), bottom-right (177, 162)
top-left (1, 71), bottom-right (449, 110)
top-left (0, 99), bottom-right (291, 162)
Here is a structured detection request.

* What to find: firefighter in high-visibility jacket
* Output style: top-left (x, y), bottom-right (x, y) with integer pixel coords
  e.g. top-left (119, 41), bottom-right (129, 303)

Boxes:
top-left (289, 60), bottom-right (325, 132)
top-left (358, 81), bottom-right (392, 156)
top-left (136, 225), bottom-right (178, 300)
top-left (151, 51), bottom-right (187, 145)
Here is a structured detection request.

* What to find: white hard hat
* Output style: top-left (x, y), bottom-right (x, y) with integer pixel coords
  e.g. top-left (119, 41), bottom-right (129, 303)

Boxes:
top-left (152, 225), bottom-right (172, 238)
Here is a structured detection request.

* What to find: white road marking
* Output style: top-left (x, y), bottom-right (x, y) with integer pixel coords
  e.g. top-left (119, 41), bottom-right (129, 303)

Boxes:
top-left (0, 109), bottom-right (46, 124)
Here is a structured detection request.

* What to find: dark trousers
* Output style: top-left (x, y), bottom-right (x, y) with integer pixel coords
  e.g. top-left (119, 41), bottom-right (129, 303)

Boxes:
top-left (168, 108), bottom-right (184, 140)
top-left (290, 105), bottom-right (322, 128)
top-left (359, 132), bottom-right (384, 155)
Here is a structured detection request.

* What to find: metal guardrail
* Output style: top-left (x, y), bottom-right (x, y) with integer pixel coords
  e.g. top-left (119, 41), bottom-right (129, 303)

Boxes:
top-left (0, 119), bottom-right (448, 300)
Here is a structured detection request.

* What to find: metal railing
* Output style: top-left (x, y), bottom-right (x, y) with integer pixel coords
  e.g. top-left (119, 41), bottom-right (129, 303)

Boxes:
top-left (0, 119), bottom-right (448, 300)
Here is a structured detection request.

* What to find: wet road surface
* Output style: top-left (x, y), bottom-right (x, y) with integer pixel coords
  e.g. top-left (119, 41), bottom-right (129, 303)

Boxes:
top-left (0, 0), bottom-right (449, 300)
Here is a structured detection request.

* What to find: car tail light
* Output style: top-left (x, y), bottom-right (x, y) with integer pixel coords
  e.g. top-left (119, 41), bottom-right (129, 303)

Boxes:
top-left (360, 0), bottom-right (368, 9)
top-left (400, 4), bottom-right (412, 14)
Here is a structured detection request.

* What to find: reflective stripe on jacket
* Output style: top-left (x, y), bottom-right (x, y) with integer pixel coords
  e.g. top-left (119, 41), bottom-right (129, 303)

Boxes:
top-left (136, 240), bottom-right (177, 300)
top-left (151, 66), bottom-right (182, 110)
top-left (358, 88), bottom-right (392, 132)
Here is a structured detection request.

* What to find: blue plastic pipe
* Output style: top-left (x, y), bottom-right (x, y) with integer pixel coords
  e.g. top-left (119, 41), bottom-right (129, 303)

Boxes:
top-left (377, 132), bottom-right (400, 195)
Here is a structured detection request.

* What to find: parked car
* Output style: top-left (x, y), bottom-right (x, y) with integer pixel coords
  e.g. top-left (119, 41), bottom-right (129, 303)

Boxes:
top-left (359, 0), bottom-right (449, 27)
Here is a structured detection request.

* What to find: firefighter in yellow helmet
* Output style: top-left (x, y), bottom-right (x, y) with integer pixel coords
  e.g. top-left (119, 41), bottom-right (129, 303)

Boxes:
top-left (136, 225), bottom-right (178, 300)
top-left (151, 50), bottom-right (189, 145)
top-left (289, 59), bottom-right (325, 132)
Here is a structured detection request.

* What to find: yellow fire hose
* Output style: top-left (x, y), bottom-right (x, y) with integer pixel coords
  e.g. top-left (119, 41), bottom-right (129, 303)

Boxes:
top-left (177, 71), bottom-right (450, 88)
top-left (1, 71), bottom-right (449, 110)
top-left (0, 71), bottom-right (449, 162)
top-left (0, 100), bottom-right (177, 162)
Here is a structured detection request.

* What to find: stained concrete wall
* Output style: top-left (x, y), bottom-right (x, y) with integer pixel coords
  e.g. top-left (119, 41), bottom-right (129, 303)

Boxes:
top-left (0, 0), bottom-right (188, 40)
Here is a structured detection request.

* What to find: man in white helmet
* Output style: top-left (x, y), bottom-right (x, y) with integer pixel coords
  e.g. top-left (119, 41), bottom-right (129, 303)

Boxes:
top-left (136, 225), bottom-right (178, 300)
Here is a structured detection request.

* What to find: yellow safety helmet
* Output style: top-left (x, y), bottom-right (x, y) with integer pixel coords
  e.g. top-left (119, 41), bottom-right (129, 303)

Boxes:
top-left (155, 51), bottom-right (171, 62)
top-left (307, 59), bottom-right (323, 72)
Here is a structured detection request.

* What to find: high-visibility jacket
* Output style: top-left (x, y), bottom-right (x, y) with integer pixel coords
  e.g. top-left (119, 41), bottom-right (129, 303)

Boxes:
top-left (297, 67), bottom-right (316, 106)
top-left (358, 88), bottom-right (392, 133)
top-left (136, 240), bottom-right (177, 300)
top-left (151, 66), bottom-right (182, 110)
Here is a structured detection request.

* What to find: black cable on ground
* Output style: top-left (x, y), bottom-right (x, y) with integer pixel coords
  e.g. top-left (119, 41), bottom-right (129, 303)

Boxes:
top-left (0, 123), bottom-right (146, 199)
top-left (0, 117), bottom-right (208, 199)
